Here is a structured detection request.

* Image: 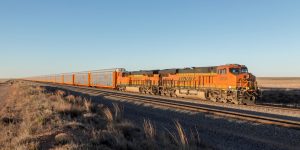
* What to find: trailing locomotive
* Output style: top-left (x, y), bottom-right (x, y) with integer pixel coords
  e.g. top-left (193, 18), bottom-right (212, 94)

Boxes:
top-left (26, 64), bottom-right (260, 105)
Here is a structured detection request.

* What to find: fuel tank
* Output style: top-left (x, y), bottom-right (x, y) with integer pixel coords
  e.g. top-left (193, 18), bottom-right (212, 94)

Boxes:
top-left (125, 86), bottom-right (140, 93)
top-left (175, 89), bottom-right (206, 99)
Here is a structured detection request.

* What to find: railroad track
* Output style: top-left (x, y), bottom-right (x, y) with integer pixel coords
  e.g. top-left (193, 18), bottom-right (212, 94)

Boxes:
top-left (31, 81), bottom-right (300, 130)
top-left (59, 83), bottom-right (300, 115)
top-left (256, 103), bottom-right (300, 110)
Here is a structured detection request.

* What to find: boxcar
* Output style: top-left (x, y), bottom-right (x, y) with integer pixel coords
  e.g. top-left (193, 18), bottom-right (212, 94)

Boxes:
top-left (63, 73), bottom-right (74, 85)
top-left (74, 71), bottom-right (90, 86)
top-left (90, 69), bottom-right (120, 89)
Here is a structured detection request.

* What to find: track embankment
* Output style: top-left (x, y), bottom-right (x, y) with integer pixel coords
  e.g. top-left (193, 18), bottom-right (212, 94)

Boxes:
top-left (15, 81), bottom-right (300, 150)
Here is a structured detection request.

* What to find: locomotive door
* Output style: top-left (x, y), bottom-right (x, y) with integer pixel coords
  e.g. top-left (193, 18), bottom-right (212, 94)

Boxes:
top-left (217, 67), bottom-right (229, 89)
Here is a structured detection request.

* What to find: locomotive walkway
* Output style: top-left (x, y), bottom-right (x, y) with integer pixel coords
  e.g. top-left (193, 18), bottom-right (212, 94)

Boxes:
top-left (20, 81), bottom-right (300, 149)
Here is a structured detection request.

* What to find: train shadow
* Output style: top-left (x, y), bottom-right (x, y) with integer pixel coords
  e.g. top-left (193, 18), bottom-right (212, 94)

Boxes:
top-left (257, 88), bottom-right (300, 107)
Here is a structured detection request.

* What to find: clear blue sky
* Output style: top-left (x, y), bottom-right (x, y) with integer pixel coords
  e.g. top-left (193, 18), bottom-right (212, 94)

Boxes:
top-left (0, 0), bottom-right (299, 78)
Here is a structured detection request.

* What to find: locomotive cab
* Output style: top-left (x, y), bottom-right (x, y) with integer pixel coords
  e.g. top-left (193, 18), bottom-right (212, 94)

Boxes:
top-left (227, 64), bottom-right (260, 104)
top-left (228, 65), bottom-right (257, 90)
top-left (214, 64), bottom-right (260, 104)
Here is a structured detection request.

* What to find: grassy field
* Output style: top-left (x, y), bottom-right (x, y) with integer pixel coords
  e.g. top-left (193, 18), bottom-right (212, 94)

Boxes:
top-left (0, 81), bottom-right (208, 150)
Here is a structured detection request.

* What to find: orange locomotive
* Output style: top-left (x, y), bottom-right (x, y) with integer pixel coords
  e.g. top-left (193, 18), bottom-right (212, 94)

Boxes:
top-left (116, 64), bottom-right (259, 104)
top-left (26, 64), bottom-right (260, 105)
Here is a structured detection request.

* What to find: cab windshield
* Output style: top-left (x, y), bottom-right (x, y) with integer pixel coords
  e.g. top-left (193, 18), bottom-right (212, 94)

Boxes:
top-left (229, 67), bottom-right (248, 75)
top-left (241, 67), bottom-right (248, 73)
top-left (229, 68), bottom-right (240, 74)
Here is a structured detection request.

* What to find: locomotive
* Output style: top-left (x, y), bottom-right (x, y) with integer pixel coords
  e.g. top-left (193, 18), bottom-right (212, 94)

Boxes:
top-left (26, 64), bottom-right (260, 105)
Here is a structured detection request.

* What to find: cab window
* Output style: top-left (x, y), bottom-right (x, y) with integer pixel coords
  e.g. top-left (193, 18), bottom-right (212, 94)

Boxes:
top-left (218, 69), bottom-right (227, 74)
top-left (241, 68), bottom-right (248, 73)
top-left (229, 68), bottom-right (240, 74)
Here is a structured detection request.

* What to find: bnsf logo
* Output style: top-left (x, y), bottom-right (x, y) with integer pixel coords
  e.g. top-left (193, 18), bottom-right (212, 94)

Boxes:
top-left (179, 77), bottom-right (194, 81)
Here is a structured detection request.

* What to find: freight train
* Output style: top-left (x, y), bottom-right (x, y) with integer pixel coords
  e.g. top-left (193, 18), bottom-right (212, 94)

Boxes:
top-left (26, 64), bottom-right (260, 105)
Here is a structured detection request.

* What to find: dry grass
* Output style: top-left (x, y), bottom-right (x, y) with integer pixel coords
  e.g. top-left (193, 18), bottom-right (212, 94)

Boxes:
top-left (175, 121), bottom-right (189, 147)
top-left (0, 81), bottom-right (209, 149)
top-left (55, 102), bottom-right (84, 118)
top-left (55, 133), bottom-right (73, 145)
top-left (102, 107), bottom-right (113, 123)
top-left (113, 103), bottom-right (123, 122)
top-left (66, 95), bottom-right (76, 103)
top-left (56, 90), bottom-right (66, 97)
top-left (190, 128), bottom-right (202, 147)
top-left (83, 99), bottom-right (92, 112)
top-left (166, 121), bottom-right (188, 149)
top-left (143, 119), bottom-right (156, 141)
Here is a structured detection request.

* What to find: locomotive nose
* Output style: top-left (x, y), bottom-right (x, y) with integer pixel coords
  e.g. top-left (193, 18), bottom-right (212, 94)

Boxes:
top-left (245, 73), bottom-right (256, 81)
top-left (244, 74), bottom-right (250, 79)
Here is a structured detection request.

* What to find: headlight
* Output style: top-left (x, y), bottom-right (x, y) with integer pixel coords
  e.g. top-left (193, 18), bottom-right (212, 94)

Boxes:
top-left (244, 74), bottom-right (250, 79)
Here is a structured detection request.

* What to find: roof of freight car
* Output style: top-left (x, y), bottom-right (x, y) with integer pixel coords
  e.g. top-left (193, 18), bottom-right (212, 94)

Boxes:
top-left (63, 68), bottom-right (126, 74)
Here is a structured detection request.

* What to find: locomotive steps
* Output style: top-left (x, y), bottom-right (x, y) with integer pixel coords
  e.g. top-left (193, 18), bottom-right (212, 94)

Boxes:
top-left (31, 81), bottom-right (300, 130)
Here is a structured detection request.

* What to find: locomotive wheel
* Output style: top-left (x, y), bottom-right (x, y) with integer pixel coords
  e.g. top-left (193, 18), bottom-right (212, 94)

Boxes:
top-left (208, 95), bottom-right (217, 102)
top-left (152, 87), bottom-right (159, 95)
top-left (139, 87), bottom-right (143, 93)
top-left (170, 93), bottom-right (174, 97)
top-left (232, 100), bottom-right (239, 104)
top-left (170, 90), bottom-right (176, 97)
top-left (211, 98), bottom-right (217, 102)
top-left (220, 98), bottom-right (228, 103)
top-left (243, 96), bottom-right (256, 105)
top-left (208, 91), bottom-right (218, 102)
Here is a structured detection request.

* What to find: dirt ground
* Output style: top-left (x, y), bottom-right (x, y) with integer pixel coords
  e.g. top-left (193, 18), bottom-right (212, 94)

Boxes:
top-left (0, 79), bottom-right (9, 83)
top-left (257, 77), bottom-right (300, 89)
top-left (0, 84), bottom-right (10, 109)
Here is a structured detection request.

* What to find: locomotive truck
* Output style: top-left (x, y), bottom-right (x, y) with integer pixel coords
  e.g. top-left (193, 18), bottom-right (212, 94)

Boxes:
top-left (26, 64), bottom-right (260, 105)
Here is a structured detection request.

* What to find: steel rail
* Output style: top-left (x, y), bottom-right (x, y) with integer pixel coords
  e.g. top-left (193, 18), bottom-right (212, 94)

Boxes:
top-left (256, 103), bottom-right (300, 110)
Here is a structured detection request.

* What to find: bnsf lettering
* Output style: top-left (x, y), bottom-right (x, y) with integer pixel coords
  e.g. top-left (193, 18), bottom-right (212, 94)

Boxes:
top-left (179, 77), bottom-right (194, 81)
